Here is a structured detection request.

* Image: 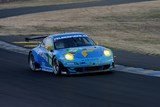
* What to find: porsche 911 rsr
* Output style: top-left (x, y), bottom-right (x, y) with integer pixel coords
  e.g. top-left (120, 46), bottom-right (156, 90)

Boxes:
top-left (27, 32), bottom-right (115, 75)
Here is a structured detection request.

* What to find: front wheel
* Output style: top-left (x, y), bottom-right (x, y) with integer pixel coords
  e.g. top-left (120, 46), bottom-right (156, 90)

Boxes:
top-left (52, 58), bottom-right (62, 75)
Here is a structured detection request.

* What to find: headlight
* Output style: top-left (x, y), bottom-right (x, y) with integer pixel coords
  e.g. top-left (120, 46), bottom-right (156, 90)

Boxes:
top-left (104, 50), bottom-right (112, 56)
top-left (65, 53), bottom-right (74, 61)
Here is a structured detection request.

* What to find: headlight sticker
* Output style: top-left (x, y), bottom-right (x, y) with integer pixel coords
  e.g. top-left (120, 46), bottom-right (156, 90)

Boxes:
top-left (65, 53), bottom-right (74, 61)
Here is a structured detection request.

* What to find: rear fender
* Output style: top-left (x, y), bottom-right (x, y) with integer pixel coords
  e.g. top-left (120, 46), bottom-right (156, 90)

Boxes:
top-left (30, 50), bottom-right (40, 63)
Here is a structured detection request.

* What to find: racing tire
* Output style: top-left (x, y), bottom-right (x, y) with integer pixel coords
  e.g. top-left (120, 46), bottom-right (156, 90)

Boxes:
top-left (52, 58), bottom-right (62, 76)
top-left (28, 53), bottom-right (39, 72)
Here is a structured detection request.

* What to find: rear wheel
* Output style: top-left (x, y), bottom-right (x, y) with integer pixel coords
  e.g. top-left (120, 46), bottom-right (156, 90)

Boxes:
top-left (28, 53), bottom-right (39, 72)
top-left (29, 54), bottom-right (36, 71)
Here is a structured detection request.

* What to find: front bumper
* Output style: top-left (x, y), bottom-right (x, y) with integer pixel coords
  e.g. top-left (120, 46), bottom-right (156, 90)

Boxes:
top-left (61, 56), bottom-right (114, 74)
top-left (61, 62), bottom-right (115, 74)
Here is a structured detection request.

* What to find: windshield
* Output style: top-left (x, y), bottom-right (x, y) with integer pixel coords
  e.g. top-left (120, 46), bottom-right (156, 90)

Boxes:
top-left (54, 37), bottom-right (96, 49)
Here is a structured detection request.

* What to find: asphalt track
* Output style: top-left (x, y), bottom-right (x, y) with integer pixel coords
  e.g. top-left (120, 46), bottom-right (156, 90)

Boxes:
top-left (0, 0), bottom-right (152, 18)
top-left (1, 48), bottom-right (160, 107)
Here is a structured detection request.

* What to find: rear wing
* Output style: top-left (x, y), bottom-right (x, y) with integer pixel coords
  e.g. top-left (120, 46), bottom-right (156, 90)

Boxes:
top-left (25, 35), bottom-right (48, 42)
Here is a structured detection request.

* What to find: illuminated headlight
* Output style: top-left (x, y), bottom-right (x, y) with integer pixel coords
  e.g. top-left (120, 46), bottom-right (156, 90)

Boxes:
top-left (104, 50), bottom-right (112, 57)
top-left (65, 53), bottom-right (74, 61)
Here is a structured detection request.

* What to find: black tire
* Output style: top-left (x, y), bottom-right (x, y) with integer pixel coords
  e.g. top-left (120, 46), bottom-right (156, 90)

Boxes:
top-left (28, 53), bottom-right (39, 72)
top-left (28, 53), bottom-right (36, 71)
top-left (52, 58), bottom-right (62, 75)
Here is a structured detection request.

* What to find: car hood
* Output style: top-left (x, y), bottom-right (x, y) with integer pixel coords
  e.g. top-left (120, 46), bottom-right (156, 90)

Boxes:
top-left (55, 46), bottom-right (108, 59)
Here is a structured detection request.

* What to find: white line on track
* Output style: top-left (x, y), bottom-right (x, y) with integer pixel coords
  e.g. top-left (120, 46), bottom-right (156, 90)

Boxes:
top-left (0, 41), bottom-right (30, 55)
top-left (0, 40), bottom-right (160, 77)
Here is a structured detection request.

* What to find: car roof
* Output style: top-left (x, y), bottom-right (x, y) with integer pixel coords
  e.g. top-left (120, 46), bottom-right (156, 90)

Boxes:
top-left (48, 32), bottom-right (88, 39)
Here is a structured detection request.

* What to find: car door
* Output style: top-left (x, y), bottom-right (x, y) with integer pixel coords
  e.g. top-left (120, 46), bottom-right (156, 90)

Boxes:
top-left (38, 37), bottom-right (54, 71)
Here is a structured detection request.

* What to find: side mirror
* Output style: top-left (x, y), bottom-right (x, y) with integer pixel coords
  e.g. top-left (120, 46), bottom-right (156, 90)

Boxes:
top-left (95, 41), bottom-right (99, 45)
top-left (46, 46), bottom-right (53, 52)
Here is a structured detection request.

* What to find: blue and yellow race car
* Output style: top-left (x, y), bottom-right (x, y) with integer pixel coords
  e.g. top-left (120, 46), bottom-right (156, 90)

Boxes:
top-left (27, 32), bottom-right (115, 75)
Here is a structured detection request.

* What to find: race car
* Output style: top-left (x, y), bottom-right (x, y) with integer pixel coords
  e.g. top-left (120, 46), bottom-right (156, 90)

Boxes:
top-left (26, 32), bottom-right (115, 75)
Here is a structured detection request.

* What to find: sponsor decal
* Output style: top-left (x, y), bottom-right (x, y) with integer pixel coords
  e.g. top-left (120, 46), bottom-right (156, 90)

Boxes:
top-left (54, 34), bottom-right (87, 41)
top-left (82, 50), bottom-right (88, 57)
top-left (46, 54), bottom-right (52, 66)
top-left (38, 50), bottom-right (52, 66)
top-left (86, 48), bottom-right (94, 52)
top-left (41, 53), bottom-right (48, 61)
top-left (67, 48), bottom-right (79, 53)
top-left (81, 48), bottom-right (95, 57)
top-left (46, 52), bottom-right (53, 66)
